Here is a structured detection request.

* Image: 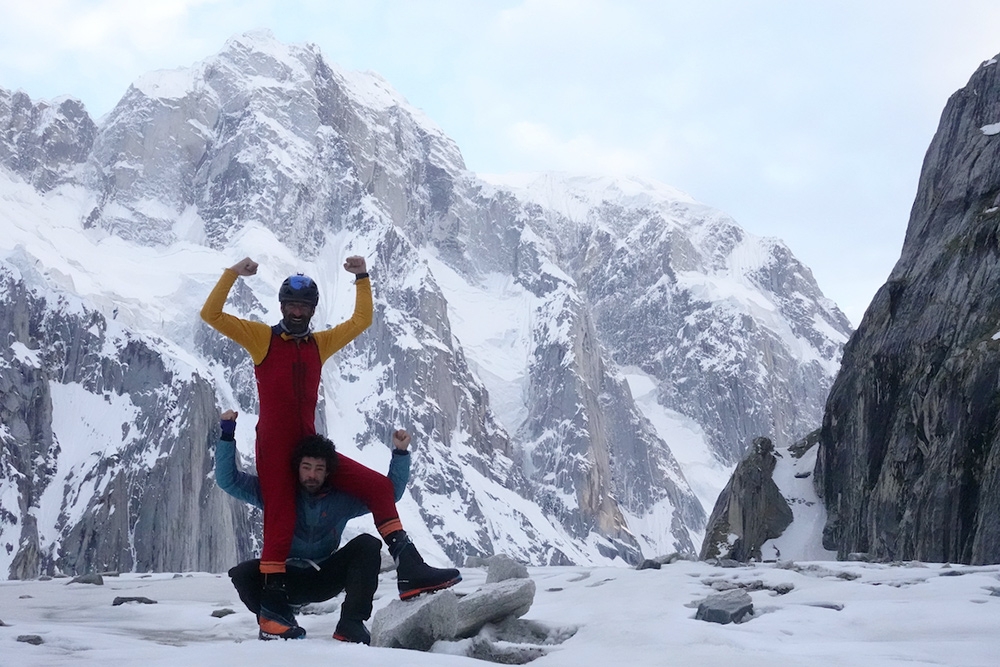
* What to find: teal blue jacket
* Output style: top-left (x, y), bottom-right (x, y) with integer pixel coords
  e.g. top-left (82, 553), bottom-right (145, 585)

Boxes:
top-left (215, 437), bottom-right (410, 563)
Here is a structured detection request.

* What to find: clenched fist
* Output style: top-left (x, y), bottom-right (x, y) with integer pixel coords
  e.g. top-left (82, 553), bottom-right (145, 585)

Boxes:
top-left (392, 429), bottom-right (411, 451)
top-left (343, 256), bottom-right (367, 275)
top-left (229, 257), bottom-right (258, 276)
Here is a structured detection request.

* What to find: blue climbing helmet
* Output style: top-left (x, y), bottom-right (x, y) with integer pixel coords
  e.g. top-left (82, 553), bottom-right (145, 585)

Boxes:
top-left (278, 273), bottom-right (319, 307)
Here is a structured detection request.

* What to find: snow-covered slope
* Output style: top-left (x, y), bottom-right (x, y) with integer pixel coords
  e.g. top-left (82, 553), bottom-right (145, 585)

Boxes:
top-left (761, 442), bottom-right (837, 561)
top-left (0, 30), bottom-right (851, 577)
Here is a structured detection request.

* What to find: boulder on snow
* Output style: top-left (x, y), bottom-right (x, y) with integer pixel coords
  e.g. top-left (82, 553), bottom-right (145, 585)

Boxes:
top-left (699, 436), bottom-right (793, 562)
top-left (485, 554), bottom-right (529, 583)
top-left (112, 596), bottom-right (156, 606)
top-left (456, 636), bottom-right (548, 664)
top-left (455, 578), bottom-right (536, 638)
top-left (372, 570), bottom-right (539, 651)
top-left (432, 616), bottom-right (578, 663)
top-left (371, 590), bottom-right (458, 650)
top-left (695, 589), bottom-right (754, 624)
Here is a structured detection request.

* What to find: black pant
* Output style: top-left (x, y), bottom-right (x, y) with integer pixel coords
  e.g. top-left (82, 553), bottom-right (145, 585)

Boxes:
top-left (229, 534), bottom-right (382, 621)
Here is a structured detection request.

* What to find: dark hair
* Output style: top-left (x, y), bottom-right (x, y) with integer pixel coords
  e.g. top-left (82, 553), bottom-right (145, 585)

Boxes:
top-left (278, 274), bottom-right (319, 306)
top-left (292, 434), bottom-right (338, 476)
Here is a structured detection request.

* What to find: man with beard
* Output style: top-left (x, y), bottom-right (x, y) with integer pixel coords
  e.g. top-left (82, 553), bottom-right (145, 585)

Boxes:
top-left (201, 256), bottom-right (460, 640)
top-left (216, 409), bottom-right (413, 644)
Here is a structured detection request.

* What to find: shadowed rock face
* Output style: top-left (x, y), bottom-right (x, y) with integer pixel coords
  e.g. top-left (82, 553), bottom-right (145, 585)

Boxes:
top-left (699, 437), bottom-right (792, 562)
top-left (817, 55), bottom-right (1000, 565)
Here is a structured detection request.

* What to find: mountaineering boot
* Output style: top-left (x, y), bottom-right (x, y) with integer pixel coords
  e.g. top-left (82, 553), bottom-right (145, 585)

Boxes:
top-left (258, 572), bottom-right (306, 640)
top-left (386, 530), bottom-right (462, 600)
top-left (333, 618), bottom-right (371, 645)
top-left (258, 624), bottom-right (306, 642)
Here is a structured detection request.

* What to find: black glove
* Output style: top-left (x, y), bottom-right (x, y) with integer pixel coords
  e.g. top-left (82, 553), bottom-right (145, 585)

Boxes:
top-left (220, 418), bottom-right (237, 441)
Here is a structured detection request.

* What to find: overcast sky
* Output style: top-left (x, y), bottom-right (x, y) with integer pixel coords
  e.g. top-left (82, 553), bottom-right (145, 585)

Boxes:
top-left (2, 1), bottom-right (999, 325)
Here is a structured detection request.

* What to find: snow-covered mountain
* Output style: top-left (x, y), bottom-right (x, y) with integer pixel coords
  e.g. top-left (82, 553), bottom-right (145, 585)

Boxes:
top-left (0, 30), bottom-right (851, 578)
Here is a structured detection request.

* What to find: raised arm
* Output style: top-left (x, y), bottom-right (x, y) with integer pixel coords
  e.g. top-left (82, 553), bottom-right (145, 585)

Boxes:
top-left (214, 410), bottom-right (264, 509)
top-left (387, 429), bottom-right (411, 503)
top-left (200, 259), bottom-right (272, 365)
top-left (315, 256), bottom-right (373, 362)
top-left (340, 430), bottom-right (411, 521)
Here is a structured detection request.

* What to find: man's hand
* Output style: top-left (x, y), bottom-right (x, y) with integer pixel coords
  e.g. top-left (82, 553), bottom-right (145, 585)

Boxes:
top-left (229, 257), bottom-right (258, 276)
top-left (392, 429), bottom-right (411, 451)
top-left (343, 256), bottom-right (367, 275)
top-left (219, 409), bottom-right (238, 441)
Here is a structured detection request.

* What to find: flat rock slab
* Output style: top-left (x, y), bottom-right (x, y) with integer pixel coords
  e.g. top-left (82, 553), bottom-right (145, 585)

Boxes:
top-left (112, 596), bottom-right (157, 606)
top-left (372, 590), bottom-right (458, 650)
top-left (455, 578), bottom-right (536, 638)
top-left (695, 589), bottom-right (754, 624)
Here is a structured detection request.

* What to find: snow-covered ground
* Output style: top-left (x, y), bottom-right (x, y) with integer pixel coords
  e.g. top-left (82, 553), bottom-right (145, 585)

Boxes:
top-left (3, 559), bottom-right (999, 666)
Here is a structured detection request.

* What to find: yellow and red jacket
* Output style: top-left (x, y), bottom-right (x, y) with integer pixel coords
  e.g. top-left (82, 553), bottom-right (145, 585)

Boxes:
top-left (200, 268), bottom-right (373, 442)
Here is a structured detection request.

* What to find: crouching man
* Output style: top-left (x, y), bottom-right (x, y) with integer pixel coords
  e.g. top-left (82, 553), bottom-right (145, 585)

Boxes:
top-left (215, 410), bottom-right (413, 643)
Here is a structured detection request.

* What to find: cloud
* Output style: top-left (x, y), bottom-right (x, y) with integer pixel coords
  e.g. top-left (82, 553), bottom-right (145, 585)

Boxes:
top-left (505, 120), bottom-right (651, 176)
top-left (2, 0), bottom-right (219, 57)
top-left (0, 0), bottom-right (245, 114)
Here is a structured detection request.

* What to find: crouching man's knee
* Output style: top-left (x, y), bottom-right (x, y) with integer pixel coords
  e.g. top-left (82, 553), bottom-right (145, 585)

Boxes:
top-left (357, 533), bottom-right (381, 549)
top-left (347, 533), bottom-right (383, 571)
top-left (228, 559), bottom-right (263, 614)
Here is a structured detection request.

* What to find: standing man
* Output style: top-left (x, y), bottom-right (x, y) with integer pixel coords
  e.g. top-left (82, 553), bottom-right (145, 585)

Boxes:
top-left (216, 410), bottom-right (411, 643)
top-left (201, 256), bottom-right (460, 640)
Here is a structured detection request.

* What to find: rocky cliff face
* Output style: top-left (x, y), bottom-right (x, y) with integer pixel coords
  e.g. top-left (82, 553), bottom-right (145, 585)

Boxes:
top-left (546, 189), bottom-right (844, 464)
top-left (0, 262), bottom-right (255, 577)
top-left (0, 89), bottom-right (96, 192)
top-left (0, 30), bottom-right (850, 575)
top-left (817, 55), bottom-right (1000, 565)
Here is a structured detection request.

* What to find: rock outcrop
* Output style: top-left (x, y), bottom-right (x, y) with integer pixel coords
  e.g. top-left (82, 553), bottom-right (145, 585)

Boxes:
top-left (817, 55), bottom-right (1000, 564)
top-left (0, 89), bottom-right (96, 192)
top-left (372, 556), bottom-right (560, 662)
top-left (699, 436), bottom-right (793, 561)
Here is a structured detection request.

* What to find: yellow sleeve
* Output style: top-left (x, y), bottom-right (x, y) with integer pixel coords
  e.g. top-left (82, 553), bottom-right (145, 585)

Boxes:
top-left (200, 269), bottom-right (273, 365)
top-left (315, 277), bottom-right (373, 363)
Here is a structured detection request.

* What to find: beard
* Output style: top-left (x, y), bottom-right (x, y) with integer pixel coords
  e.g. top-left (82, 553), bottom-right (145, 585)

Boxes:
top-left (300, 478), bottom-right (323, 494)
top-left (282, 313), bottom-right (312, 335)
